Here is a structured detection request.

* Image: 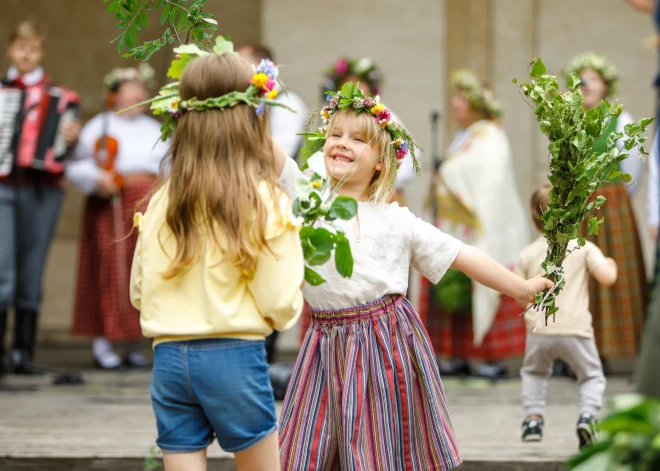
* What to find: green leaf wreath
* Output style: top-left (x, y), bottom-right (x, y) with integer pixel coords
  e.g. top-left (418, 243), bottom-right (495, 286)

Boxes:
top-left (514, 58), bottom-right (652, 320)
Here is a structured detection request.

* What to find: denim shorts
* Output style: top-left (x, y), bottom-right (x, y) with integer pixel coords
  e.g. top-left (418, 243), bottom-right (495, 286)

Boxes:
top-left (151, 338), bottom-right (277, 453)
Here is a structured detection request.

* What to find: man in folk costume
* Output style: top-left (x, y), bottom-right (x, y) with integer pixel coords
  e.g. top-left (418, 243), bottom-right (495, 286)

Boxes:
top-left (420, 70), bottom-right (529, 379)
top-left (0, 21), bottom-right (81, 375)
top-left (66, 64), bottom-right (169, 369)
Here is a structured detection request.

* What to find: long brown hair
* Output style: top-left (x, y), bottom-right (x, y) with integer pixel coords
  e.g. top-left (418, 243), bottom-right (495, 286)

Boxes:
top-left (161, 53), bottom-right (281, 279)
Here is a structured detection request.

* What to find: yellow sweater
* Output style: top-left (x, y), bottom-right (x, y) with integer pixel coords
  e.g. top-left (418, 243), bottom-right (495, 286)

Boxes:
top-left (130, 181), bottom-right (304, 347)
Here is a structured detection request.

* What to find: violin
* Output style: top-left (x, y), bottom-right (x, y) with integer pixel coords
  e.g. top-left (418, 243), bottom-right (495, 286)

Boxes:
top-left (94, 110), bottom-right (123, 189)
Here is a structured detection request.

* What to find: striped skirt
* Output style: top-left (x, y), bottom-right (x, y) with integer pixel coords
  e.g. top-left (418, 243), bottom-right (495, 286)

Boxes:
top-left (579, 183), bottom-right (647, 359)
top-left (279, 294), bottom-right (462, 471)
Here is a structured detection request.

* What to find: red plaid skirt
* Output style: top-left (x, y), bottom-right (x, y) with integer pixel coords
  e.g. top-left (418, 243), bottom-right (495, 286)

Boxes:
top-left (417, 277), bottom-right (525, 361)
top-left (71, 178), bottom-right (154, 341)
top-left (579, 183), bottom-right (647, 359)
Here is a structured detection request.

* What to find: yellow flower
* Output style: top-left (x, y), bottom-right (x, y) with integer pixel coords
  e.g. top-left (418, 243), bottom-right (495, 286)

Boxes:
top-left (371, 104), bottom-right (385, 115)
top-left (323, 109), bottom-right (330, 120)
top-left (251, 73), bottom-right (268, 89)
top-left (379, 121), bottom-right (389, 128)
top-left (312, 181), bottom-right (321, 188)
top-left (267, 89), bottom-right (279, 100)
top-left (133, 212), bottom-right (143, 232)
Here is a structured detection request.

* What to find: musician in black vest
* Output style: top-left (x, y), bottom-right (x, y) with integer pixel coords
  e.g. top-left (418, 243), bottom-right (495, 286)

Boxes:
top-left (0, 21), bottom-right (81, 376)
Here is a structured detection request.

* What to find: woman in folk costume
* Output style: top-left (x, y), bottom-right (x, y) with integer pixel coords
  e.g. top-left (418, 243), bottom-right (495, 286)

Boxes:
top-left (564, 52), bottom-right (647, 370)
top-left (420, 70), bottom-right (529, 378)
top-left (66, 64), bottom-right (169, 370)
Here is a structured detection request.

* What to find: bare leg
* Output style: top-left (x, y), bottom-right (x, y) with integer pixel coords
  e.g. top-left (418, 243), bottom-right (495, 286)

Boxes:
top-left (234, 430), bottom-right (280, 471)
top-left (163, 449), bottom-right (207, 471)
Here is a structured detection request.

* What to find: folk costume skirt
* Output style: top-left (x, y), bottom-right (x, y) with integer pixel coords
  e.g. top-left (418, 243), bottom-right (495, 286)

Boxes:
top-left (579, 183), bottom-right (647, 359)
top-left (71, 177), bottom-right (154, 341)
top-left (419, 277), bottom-right (525, 361)
top-left (279, 294), bottom-right (461, 471)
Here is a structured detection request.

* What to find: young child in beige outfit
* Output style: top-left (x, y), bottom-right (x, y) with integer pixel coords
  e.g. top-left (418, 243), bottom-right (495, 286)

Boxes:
top-left (515, 184), bottom-right (618, 449)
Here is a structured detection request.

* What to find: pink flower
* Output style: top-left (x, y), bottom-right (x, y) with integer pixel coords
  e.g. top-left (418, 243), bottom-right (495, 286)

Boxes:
top-left (377, 109), bottom-right (391, 122)
top-left (363, 97), bottom-right (374, 107)
top-left (396, 148), bottom-right (408, 160)
top-left (265, 78), bottom-right (277, 91)
top-left (335, 58), bottom-right (349, 75)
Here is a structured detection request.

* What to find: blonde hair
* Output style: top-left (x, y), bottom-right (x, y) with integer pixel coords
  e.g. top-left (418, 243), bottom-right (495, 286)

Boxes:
top-left (530, 183), bottom-right (551, 232)
top-left (161, 53), bottom-right (281, 279)
top-left (10, 21), bottom-right (44, 43)
top-left (325, 109), bottom-right (395, 204)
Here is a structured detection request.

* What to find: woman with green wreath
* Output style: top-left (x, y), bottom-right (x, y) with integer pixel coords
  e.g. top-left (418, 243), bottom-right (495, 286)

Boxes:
top-left (564, 52), bottom-right (647, 371)
top-left (420, 70), bottom-right (529, 378)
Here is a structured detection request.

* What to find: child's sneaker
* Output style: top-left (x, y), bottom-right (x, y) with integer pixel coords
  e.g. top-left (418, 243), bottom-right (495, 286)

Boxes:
top-left (576, 413), bottom-right (598, 449)
top-left (521, 416), bottom-right (544, 442)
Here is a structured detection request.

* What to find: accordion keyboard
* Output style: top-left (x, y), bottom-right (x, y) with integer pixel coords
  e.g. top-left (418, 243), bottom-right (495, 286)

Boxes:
top-left (0, 88), bottom-right (22, 176)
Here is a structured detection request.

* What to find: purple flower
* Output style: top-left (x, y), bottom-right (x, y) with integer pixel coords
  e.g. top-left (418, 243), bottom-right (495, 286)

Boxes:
top-left (363, 97), bottom-right (374, 108)
top-left (256, 102), bottom-right (266, 115)
top-left (326, 94), bottom-right (334, 102)
top-left (401, 142), bottom-right (409, 149)
top-left (257, 59), bottom-right (279, 79)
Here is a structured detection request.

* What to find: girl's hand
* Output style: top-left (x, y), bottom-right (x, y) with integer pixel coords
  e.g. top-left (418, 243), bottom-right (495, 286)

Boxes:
top-left (521, 275), bottom-right (554, 304)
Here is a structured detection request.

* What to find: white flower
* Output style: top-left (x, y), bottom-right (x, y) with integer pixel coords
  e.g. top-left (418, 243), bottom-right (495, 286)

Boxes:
top-left (355, 58), bottom-right (373, 74)
top-left (374, 95), bottom-right (381, 105)
top-left (352, 97), bottom-right (364, 108)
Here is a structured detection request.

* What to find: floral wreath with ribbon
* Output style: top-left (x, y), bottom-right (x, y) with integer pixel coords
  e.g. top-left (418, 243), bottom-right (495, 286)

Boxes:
top-left (322, 57), bottom-right (383, 96)
top-left (300, 81), bottom-right (421, 188)
top-left (103, 62), bottom-right (157, 92)
top-left (562, 51), bottom-right (619, 96)
top-left (127, 36), bottom-right (294, 141)
top-left (451, 69), bottom-right (503, 119)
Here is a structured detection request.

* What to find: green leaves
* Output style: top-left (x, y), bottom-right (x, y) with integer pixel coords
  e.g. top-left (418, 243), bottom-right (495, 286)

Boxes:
top-left (334, 233), bottom-right (353, 278)
top-left (568, 394), bottom-right (660, 470)
top-left (515, 56), bottom-right (653, 317)
top-left (305, 267), bottom-right (325, 286)
top-left (212, 35), bottom-right (236, 55)
top-left (328, 196), bottom-right (358, 221)
top-left (105, 0), bottom-right (218, 60)
top-left (568, 72), bottom-right (581, 90)
top-left (530, 57), bottom-right (547, 79)
top-left (588, 216), bottom-right (604, 236)
top-left (294, 174), bottom-right (359, 286)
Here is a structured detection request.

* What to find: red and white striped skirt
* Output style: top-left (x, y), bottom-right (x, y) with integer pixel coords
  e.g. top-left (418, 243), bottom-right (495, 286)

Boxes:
top-left (279, 294), bottom-right (462, 471)
top-left (71, 178), bottom-right (154, 341)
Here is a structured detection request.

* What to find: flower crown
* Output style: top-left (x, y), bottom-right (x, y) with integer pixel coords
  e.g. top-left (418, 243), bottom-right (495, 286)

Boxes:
top-left (133, 37), bottom-right (294, 141)
top-left (562, 52), bottom-right (619, 96)
top-left (451, 69), bottom-right (503, 119)
top-left (322, 57), bottom-right (383, 96)
top-left (300, 81), bottom-right (420, 185)
top-left (103, 63), bottom-right (157, 91)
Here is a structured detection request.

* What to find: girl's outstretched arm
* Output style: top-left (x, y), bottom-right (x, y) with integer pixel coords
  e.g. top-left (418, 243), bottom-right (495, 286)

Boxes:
top-left (451, 244), bottom-right (553, 303)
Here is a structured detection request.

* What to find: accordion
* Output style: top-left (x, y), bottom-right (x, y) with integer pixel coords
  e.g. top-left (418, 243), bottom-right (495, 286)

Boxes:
top-left (0, 83), bottom-right (80, 177)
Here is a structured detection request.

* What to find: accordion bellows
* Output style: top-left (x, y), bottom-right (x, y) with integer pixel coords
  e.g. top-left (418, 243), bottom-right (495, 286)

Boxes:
top-left (0, 82), bottom-right (80, 177)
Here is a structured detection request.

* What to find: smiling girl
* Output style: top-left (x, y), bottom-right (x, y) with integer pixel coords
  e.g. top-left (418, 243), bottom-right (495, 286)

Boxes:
top-left (275, 84), bottom-right (553, 470)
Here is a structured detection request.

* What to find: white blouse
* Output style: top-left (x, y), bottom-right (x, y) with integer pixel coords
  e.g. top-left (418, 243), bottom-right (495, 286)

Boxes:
top-left (279, 157), bottom-right (463, 310)
top-left (66, 112), bottom-right (170, 195)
